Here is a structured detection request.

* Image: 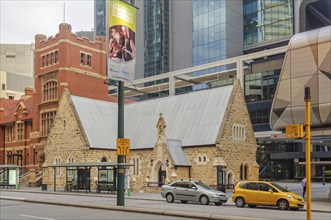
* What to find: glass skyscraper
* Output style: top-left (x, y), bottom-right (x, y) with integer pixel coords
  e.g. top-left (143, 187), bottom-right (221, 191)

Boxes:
top-left (143, 0), bottom-right (170, 83)
top-left (243, 0), bottom-right (294, 46)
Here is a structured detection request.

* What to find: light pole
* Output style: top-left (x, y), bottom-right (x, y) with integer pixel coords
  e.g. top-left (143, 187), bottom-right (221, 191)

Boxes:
top-left (304, 87), bottom-right (311, 220)
top-left (117, 81), bottom-right (125, 206)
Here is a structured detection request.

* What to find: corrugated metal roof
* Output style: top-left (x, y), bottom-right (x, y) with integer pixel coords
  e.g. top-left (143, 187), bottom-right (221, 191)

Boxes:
top-left (71, 85), bottom-right (233, 150)
top-left (167, 139), bottom-right (191, 166)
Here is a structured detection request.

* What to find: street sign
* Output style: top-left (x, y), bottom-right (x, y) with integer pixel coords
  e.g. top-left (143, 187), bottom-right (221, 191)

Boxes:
top-left (116, 138), bottom-right (130, 155)
top-left (285, 124), bottom-right (304, 139)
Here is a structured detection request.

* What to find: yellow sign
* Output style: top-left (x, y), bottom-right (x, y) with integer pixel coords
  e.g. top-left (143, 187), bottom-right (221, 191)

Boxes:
top-left (116, 138), bottom-right (130, 155)
top-left (286, 124), bottom-right (304, 139)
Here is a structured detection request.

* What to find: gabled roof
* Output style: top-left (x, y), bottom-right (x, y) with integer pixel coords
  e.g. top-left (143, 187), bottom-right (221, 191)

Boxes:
top-left (167, 139), bottom-right (191, 166)
top-left (0, 96), bottom-right (33, 124)
top-left (71, 85), bottom-right (234, 150)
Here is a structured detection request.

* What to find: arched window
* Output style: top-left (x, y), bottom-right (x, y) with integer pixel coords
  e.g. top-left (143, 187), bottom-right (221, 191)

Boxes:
top-left (43, 81), bottom-right (58, 102)
top-left (240, 163), bottom-right (243, 180)
top-left (101, 157), bottom-right (107, 162)
top-left (55, 158), bottom-right (61, 176)
top-left (244, 164), bottom-right (249, 180)
top-left (135, 158), bottom-right (139, 175)
top-left (203, 156), bottom-right (206, 162)
top-left (198, 156), bottom-right (201, 162)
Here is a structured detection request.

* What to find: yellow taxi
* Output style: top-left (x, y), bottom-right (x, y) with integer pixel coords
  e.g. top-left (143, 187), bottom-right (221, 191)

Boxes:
top-left (232, 181), bottom-right (304, 210)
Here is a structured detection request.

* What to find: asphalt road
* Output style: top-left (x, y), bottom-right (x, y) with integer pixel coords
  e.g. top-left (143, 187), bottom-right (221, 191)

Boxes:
top-left (0, 200), bottom-right (192, 220)
top-left (1, 191), bottom-right (330, 220)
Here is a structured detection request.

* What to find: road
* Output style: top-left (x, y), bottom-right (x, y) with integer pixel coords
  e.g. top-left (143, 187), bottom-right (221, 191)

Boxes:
top-left (1, 191), bottom-right (330, 220)
top-left (0, 200), bottom-right (191, 220)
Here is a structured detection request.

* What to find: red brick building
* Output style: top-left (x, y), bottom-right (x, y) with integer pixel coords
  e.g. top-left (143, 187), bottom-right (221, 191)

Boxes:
top-left (0, 23), bottom-right (117, 174)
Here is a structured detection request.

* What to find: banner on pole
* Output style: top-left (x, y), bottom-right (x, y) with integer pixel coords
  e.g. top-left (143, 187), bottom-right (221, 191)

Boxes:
top-left (107, 0), bottom-right (136, 82)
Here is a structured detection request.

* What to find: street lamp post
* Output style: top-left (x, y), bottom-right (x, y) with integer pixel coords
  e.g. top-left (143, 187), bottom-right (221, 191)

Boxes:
top-left (117, 81), bottom-right (125, 206)
top-left (304, 87), bottom-right (311, 220)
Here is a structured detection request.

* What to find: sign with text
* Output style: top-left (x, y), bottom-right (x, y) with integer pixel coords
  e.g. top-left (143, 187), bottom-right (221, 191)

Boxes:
top-left (116, 138), bottom-right (130, 155)
top-left (107, 0), bottom-right (136, 82)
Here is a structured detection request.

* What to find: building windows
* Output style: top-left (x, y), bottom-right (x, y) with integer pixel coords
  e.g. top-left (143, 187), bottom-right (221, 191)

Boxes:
top-left (43, 81), bottom-right (58, 102)
top-left (46, 54), bottom-right (49, 66)
top-left (240, 162), bottom-right (249, 180)
top-left (80, 53), bottom-right (85, 65)
top-left (41, 50), bottom-right (59, 68)
top-left (55, 51), bottom-right (58, 63)
top-left (16, 122), bottom-right (24, 141)
top-left (195, 154), bottom-right (209, 165)
top-left (80, 52), bottom-right (92, 67)
top-left (41, 111), bottom-right (56, 136)
top-left (87, 55), bottom-right (91, 66)
top-left (243, 0), bottom-right (294, 46)
top-left (6, 151), bottom-right (13, 164)
top-left (131, 157), bottom-right (140, 176)
top-left (50, 53), bottom-right (54, 65)
top-left (5, 125), bottom-right (13, 142)
top-left (55, 158), bottom-right (61, 176)
top-left (232, 124), bottom-right (246, 140)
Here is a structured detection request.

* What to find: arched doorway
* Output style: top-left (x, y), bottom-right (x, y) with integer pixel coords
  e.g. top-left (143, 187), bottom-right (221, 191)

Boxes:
top-left (151, 160), bottom-right (167, 186)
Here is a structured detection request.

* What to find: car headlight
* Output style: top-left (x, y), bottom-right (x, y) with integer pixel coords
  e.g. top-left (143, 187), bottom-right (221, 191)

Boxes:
top-left (287, 195), bottom-right (294, 200)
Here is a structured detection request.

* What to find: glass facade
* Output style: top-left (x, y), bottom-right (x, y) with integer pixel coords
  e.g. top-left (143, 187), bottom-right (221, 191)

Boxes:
top-left (243, 0), bottom-right (294, 46)
top-left (245, 69), bottom-right (281, 131)
top-left (144, 0), bottom-right (170, 84)
top-left (192, 0), bottom-right (228, 90)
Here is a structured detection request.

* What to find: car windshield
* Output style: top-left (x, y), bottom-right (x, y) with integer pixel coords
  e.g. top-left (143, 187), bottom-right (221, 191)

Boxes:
top-left (270, 183), bottom-right (289, 192)
top-left (194, 181), bottom-right (210, 189)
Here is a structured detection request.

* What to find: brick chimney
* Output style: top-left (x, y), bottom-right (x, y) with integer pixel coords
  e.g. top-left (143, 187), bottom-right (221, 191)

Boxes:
top-left (24, 87), bottom-right (34, 97)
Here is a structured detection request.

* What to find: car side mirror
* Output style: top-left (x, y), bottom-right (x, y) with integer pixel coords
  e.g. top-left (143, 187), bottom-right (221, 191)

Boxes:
top-left (268, 189), bottom-right (273, 193)
top-left (192, 186), bottom-right (197, 190)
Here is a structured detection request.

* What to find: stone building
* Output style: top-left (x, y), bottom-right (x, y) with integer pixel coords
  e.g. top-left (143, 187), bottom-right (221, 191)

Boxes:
top-left (43, 80), bottom-right (259, 192)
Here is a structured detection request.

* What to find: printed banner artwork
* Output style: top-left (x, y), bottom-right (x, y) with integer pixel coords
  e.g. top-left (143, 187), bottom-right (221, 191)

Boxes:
top-left (107, 0), bottom-right (136, 83)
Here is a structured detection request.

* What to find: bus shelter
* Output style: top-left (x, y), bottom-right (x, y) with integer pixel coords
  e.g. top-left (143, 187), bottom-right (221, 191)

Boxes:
top-left (0, 164), bottom-right (22, 189)
top-left (47, 162), bottom-right (132, 193)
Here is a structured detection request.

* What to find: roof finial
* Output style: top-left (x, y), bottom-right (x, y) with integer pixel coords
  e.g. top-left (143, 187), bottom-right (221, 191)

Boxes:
top-left (159, 113), bottom-right (163, 117)
top-left (63, 2), bottom-right (66, 23)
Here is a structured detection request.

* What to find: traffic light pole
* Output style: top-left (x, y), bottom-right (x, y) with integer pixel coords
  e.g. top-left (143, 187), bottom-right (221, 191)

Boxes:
top-left (304, 87), bottom-right (311, 220)
top-left (117, 81), bottom-right (125, 206)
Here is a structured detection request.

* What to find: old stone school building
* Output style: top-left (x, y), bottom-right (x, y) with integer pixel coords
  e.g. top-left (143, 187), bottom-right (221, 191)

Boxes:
top-left (43, 80), bottom-right (259, 192)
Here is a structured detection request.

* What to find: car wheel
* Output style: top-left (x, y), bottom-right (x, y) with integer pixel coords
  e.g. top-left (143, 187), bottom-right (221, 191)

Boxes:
top-left (181, 200), bottom-right (188, 204)
top-left (235, 197), bottom-right (245, 208)
top-left (200, 195), bottom-right (209, 205)
top-left (166, 193), bottom-right (174, 203)
top-left (214, 202), bottom-right (222, 206)
top-left (277, 199), bottom-right (289, 210)
top-left (248, 204), bottom-right (257, 208)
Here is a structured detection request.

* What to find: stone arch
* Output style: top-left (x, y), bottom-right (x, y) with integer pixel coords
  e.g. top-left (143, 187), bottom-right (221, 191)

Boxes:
top-left (227, 170), bottom-right (234, 185)
top-left (151, 159), bottom-right (167, 185)
top-left (244, 162), bottom-right (249, 180)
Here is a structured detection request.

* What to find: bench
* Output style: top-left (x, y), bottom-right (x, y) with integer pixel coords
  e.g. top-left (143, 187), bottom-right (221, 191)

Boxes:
top-left (97, 182), bottom-right (115, 194)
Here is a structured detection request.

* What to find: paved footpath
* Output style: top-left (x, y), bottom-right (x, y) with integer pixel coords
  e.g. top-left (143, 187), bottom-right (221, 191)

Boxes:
top-left (1, 181), bottom-right (330, 219)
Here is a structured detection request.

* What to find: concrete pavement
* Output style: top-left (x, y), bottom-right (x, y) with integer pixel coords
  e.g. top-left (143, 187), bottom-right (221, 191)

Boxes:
top-left (0, 181), bottom-right (330, 219)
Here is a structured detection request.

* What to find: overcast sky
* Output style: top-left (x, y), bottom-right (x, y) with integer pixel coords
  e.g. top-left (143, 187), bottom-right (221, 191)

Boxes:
top-left (1, 0), bottom-right (94, 44)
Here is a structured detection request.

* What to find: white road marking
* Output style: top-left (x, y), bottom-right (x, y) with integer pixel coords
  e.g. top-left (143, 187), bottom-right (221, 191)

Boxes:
top-left (20, 215), bottom-right (56, 220)
top-left (0, 196), bottom-right (25, 200)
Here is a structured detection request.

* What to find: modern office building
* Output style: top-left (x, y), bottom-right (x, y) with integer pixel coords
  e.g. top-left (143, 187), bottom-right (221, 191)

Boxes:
top-left (0, 44), bottom-right (35, 100)
top-left (0, 44), bottom-right (35, 77)
top-left (0, 71), bottom-right (34, 100)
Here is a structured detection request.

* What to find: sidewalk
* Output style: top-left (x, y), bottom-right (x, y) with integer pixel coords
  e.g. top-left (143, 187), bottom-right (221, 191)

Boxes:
top-left (1, 184), bottom-right (330, 213)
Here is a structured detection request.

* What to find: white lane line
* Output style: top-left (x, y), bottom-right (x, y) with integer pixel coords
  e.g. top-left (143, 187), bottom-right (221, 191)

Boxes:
top-left (0, 196), bottom-right (25, 200)
top-left (20, 214), bottom-right (56, 220)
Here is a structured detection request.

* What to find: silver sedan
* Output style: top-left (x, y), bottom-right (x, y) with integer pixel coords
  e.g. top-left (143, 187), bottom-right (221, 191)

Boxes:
top-left (161, 179), bottom-right (228, 206)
